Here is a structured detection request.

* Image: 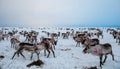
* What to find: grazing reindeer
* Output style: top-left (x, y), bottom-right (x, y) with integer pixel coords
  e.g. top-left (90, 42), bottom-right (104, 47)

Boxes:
top-left (83, 43), bottom-right (114, 67)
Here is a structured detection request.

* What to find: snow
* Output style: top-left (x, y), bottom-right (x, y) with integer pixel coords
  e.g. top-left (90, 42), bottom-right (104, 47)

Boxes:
top-left (0, 27), bottom-right (120, 69)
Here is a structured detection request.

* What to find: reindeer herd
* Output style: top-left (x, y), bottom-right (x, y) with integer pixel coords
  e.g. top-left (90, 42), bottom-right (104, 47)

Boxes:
top-left (0, 27), bottom-right (120, 68)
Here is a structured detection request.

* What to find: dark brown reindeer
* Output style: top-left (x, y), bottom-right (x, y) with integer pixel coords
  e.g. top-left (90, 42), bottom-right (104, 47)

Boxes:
top-left (83, 43), bottom-right (114, 67)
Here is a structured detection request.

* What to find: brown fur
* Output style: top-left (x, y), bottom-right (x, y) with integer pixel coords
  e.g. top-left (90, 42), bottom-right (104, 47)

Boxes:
top-left (88, 66), bottom-right (97, 69)
top-left (12, 42), bottom-right (42, 60)
top-left (27, 60), bottom-right (44, 67)
top-left (40, 38), bottom-right (55, 58)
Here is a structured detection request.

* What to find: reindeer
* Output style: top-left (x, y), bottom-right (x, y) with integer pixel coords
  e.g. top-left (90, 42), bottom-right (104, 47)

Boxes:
top-left (115, 32), bottom-right (120, 45)
top-left (73, 33), bottom-right (87, 47)
top-left (12, 39), bottom-right (55, 60)
top-left (73, 36), bottom-right (84, 47)
top-left (83, 43), bottom-right (114, 67)
top-left (40, 38), bottom-right (56, 57)
top-left (24, 31), bottom-right (38, 43)
top-left (81, 38), bottom-right (99, 48)
top-left (0, 34), bottom-right (4, 41)
top-left (40, 37), bottom-right (58, 50)
top-left (12, 42), bottom-right (41, 60)
top-left (95, 30), bottom-right (103, 39)
top-left (10, 38), bottom-right (20, 48)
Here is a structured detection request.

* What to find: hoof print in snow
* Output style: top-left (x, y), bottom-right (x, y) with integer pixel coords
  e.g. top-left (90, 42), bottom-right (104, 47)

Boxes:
top-left (60, 48), bottom-right (71, 51)
top-left (27, 60), bottom-right (44, 67)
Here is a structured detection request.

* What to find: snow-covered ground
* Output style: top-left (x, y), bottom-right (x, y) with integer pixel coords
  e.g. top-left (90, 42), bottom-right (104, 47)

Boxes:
top-left (0, 27), bottom-right (120, 69)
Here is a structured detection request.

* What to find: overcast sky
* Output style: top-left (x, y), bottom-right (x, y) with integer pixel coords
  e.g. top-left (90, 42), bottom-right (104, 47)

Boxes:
top-left (0, 0), bottom-right (120, 27)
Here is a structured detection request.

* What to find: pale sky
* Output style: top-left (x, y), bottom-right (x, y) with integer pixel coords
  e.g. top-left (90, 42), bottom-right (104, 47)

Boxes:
top-left (0, 0), bottom-right (120, 27)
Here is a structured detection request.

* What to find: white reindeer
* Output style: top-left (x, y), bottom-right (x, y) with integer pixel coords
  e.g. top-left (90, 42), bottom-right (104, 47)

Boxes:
top-left (83, 43), bottom-right (114, 67)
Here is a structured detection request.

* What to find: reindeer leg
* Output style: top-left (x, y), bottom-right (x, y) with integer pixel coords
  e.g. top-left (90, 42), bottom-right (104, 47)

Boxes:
top-left (99, 54), bottom-right (103, 67)
top-left (110, 51), bottom-right (114, 61)
top-left (35, 51), bottom-right (40, 60)
top-left (116, 39), bottom-right (118, 43)
top-left (17, 52), bottom-right (20, 57)
top-left (19, 51), bottom-right (26, 59)
top-left (118, 39), bottom-right (120, 45)
top-left (44, 50), bottom-right (46, 56)
top-left (79, 43), bottom-right (80, 47)
top-left (50, 47), bottom-right (55, 58)
top-left (11, 43), bottom-right (12, 48)
top-left (30, 53), bottom-right (33, 60)
top-left (11, 51), bottom-right (17, 59)
top-left (36, 52), bottom-right (40, 60)
top-left (53, 45), bottom-right (55, 50)
top-left (47, 49), bottom-right (50, 58)
top-left (103, 54), bottom-right (107, 64)
top-left (76, 43), bottom-right (78, 47)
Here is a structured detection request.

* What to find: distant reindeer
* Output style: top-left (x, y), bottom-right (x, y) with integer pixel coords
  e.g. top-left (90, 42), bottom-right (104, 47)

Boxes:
top-left (95, 31), bottom-right (103, 39)
top-left (73, 33), bottom-right (86, 47)
top-left (83, 43), bottom-right (114, 67)
top-left (40, 37), bottom-right (58, 50)
top-left (10, 38), bottom-right (20, 48)
top-left (82, 38), bottom-right (99, 48)
top-left (0, 34), bottom-right (4, 41)
top-left (73, 36), bottom-right (83, 47)
top-left (40, 38), bottom-right (55, 57)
